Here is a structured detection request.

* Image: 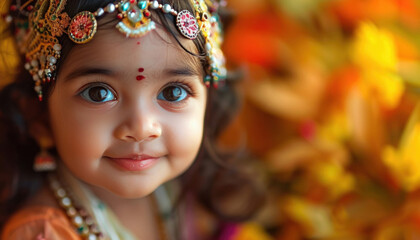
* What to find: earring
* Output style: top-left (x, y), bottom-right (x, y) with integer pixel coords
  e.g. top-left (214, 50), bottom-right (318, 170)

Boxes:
top-left (33, 137), bottom-right (56, 172)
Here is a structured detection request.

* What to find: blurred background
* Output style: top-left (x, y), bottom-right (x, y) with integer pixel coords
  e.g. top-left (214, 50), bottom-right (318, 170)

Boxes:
top-left (3, 0), bottom-right (420, 239)
top-left (218, 0), bottom-right (420, 239)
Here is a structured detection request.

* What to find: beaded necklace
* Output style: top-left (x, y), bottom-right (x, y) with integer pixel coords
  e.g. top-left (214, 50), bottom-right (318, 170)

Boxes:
top-left (48, 174), bottom-right (168, 240)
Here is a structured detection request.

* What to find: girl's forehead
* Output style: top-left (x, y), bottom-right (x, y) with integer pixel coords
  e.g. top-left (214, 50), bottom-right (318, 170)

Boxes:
top-left (60, 22), bottom-right (203, 77)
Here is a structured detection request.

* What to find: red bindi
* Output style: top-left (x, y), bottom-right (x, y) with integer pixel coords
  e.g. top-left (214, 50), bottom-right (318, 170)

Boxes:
top-left (138, 68), bottom-right (144, 72)
top-left (137, 41), bottom-right (141, 45)
top-left (136, 75), bottom-right (145, 81)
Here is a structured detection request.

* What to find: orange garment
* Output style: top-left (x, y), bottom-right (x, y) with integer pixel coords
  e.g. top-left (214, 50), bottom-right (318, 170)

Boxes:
top-left (1, 206), bottom-right (81, 240)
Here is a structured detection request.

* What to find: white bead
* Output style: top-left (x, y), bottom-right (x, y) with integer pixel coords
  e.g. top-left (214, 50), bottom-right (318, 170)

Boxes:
top-left (151, 1), bottom-right (159, 9)
top-left (56, 188), bottom-right (66, 198)
top-left (48, 56), bottom-right (57, 64)
top-left (34, 85), bottom-right (42, 92)
top-left (53, 44), bottom-right (62, 51)
top-left (96, 8), bottom-right (104, 17)
top-left (5, 15), bottom-right (12, 23)
top-left (106, 3), bottom-right (116, 12)
top-left (88, 234), bottom-right (97, 240)
top-left (24, 63), bottom-right (31, 70)
top-left (67, 207), bottom-right (77, 217)
top-left (162, 4), bottom-right (172, 13)
top-left (61, 197), bottom-right (71, 207)
top-left (38, 70), bottom-right (44, 77)
top-left (73, 215), bottom-right (83, 226)
top-left (32, 75), bottom-right (39, 81)
top-left (31, 59), bottom-right (38, 67)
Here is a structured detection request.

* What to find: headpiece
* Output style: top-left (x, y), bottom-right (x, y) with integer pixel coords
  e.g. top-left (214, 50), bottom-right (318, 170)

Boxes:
top-left (5, 0), bottom-right (226, 101)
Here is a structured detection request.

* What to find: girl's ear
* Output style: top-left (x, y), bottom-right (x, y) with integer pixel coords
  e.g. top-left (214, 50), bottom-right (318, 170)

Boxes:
top-left (29, 121), bottom-right (54, 149)
top-left (16, 92), bottom-right (54, 148)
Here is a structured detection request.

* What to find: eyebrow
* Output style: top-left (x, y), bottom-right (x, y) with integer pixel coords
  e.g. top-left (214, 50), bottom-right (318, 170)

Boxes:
top-left (63, 67), bottom-right (115, 82)
top-left (163, 66), bottom-right (201, 78)
top-left (62, 65), bottom-right (202, 83)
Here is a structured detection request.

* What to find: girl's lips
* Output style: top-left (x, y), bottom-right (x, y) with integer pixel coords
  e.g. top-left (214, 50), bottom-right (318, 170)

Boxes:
top-left (106, 155), bottom-right (159, 171)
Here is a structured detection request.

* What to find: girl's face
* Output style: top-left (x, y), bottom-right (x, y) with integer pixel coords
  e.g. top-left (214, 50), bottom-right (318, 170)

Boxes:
top-left (48, 22), bottom-right (207, 198)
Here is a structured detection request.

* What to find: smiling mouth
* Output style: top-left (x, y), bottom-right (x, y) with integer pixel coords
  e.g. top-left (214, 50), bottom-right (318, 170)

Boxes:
top-left (106, 155), bottom-right (159, 171)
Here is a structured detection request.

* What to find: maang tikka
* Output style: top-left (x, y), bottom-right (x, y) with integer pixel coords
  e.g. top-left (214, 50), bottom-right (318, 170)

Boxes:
top-left (6, 0), bottom-right (227, 101)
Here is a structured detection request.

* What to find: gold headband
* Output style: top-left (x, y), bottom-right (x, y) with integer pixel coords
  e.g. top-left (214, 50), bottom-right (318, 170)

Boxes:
top-left (8, 0), bottom-right (226, 100)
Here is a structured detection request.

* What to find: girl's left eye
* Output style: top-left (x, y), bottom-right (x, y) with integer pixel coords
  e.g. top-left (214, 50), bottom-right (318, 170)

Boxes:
top-left (157, 85), bottom-right (189, 102)
top-left (79, 85), bottom-right (116, 103)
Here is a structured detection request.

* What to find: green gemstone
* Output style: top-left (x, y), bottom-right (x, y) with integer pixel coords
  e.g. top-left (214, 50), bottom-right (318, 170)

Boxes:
top-left (204, 75), bottom-right (211, 82)
top-left (138, 1), bottom-right (147, 10)
top-left (51, 15), bottom-right (57, 20)
top-left (77, 226), bottom-right (86, 234)
top-left (120, 2), bottom-right (130, 11)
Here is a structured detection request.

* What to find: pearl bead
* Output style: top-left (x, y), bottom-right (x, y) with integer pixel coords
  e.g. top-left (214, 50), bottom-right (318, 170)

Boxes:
top-left (5, 15), bottom-right (12, 23)
top-left (162, 4), bottom-right (172, 13)
top-left (151, 1), bottom-right (159, 9)
top-left (61, 197), bottom-right (71, 207)
top-left (48, 56), bottom-right (57, 64)
top-left (88, 234), bottom-right (97, 240)
top-left (56, 188), bottom-right (66, 198)
top-left (34, 85), bottom-right (42, 92)
top-left (32, 75), bottom-right (40, 81)
top-left (24, 63), bottom-right (31, 70)
top-left (73, 215), bottom-right (83, 226)
top-left (67, 207), bottom-right (77, 217)
top-left (106, 3), bottom-right (115, 13)
top-left (31, 59), bottom-right (38, 67)
top-left (96, 8), bottom-right (104, 17)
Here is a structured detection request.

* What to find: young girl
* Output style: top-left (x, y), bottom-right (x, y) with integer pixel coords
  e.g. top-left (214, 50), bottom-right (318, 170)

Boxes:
top-left (0, 0), bottom-right (264, 239)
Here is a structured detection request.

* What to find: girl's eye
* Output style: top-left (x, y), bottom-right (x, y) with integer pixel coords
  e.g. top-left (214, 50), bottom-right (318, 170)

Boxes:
top-left (157, 85), bottom-right (189, 102)
top-left (79, 85), bottom-right (116, 103)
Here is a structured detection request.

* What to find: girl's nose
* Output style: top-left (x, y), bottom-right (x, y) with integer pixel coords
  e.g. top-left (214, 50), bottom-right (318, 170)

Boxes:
top-left (114, 105), bottom-right (162, 142)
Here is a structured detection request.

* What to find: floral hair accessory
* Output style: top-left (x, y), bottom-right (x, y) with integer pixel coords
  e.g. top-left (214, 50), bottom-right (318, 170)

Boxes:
top-left (7, 0), bottom-right (226, 100)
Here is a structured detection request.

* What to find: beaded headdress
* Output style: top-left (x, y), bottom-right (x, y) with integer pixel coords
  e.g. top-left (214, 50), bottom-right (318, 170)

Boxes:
top-left (5, 0), bottom-right (226, 101)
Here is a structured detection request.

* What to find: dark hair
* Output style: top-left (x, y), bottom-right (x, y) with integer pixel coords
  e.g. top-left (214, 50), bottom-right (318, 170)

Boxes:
top-left (0, 0), bottom-right (265, 235)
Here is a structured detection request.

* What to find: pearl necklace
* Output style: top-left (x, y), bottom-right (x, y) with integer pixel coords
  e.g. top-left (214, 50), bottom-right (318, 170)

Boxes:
top-left (48, 175), bottom-right (104, 240)
top-left (48, 174), bottom-right (169, 240)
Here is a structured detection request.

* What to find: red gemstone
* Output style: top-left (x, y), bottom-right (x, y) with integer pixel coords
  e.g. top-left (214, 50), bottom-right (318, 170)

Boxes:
top-left (117, 13), bottom-right (123, 19)
top-left (144, 11), bottom-right (151, 17)
top-left (10, 5), bottom-right (17, 11)
top-left (27, 5), bottom-right (34, 11)
top-left (130, 0), bottom-right (135, 3)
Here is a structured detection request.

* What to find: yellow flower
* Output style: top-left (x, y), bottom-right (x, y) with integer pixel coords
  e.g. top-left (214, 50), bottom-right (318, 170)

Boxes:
top-left (352, 22), bottom-right (404, 109)
top-left (283, 197), bottom-right (333, 238)
top-left (312, 161), bottom-right (355, 199)
top-left (318, 110), bottom-right (350, 142)
top-left (383, 105), bottom-right (420, 191)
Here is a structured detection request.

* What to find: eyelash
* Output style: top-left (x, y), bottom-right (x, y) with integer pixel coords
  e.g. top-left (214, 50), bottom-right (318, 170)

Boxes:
top-left (76, 80), bottom-right (196, 103)
top-left (163, 80), bottom-right (195, 96)
top-left (77, 82), bottom-right (117, 104)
